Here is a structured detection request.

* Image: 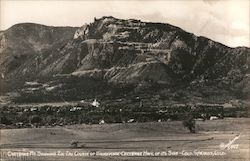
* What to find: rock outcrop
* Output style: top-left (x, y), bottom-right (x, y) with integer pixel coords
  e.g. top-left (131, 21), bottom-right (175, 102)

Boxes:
top-left (0, 16), bottom-right (249, 103)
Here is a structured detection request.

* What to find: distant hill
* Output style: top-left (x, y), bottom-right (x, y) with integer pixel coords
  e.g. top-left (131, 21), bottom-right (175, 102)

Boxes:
top-left (0, 23), bottom-right (77, 92)
top-left (0, 16), bottom-right (249, 104)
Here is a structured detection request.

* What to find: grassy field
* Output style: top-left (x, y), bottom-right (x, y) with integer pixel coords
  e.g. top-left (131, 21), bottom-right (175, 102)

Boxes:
top-left (0, 118), bottom-right (249, 161)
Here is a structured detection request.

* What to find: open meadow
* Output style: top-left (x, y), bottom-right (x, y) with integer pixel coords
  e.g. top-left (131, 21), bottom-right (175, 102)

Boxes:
top-left (1, 118), bottom-right (249, 161)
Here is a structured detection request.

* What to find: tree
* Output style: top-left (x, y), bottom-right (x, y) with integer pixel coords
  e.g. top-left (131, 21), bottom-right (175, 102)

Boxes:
top-left (0, 116), bottom-right (12, 125)
top-left (183, 114), bottom-right (196, 133)
top-left (30, 115), bottom-right (42, 126)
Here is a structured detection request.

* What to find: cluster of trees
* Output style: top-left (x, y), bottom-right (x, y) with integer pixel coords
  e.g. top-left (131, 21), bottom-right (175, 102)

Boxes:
top-left (0, 103), bottom-right (247, 131)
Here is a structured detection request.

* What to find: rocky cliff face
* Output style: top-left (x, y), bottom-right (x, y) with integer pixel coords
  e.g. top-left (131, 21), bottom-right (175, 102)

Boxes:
top-left (0, 17), bottom-right (249, 103)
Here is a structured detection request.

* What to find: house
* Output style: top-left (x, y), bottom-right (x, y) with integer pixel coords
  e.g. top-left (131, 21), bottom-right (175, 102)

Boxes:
top-left (91, 99), bottom-right (100, 107)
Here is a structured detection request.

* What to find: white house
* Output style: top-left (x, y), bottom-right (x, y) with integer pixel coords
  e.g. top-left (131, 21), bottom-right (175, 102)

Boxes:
top-left (91, 99), bottom-right (100, 107)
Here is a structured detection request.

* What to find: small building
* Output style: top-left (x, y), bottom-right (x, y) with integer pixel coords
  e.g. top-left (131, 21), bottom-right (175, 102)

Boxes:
top-left (91, 99), bottom-right (100, 107)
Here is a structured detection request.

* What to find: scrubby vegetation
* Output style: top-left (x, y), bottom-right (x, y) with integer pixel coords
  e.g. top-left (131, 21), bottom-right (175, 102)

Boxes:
top-left (0, 99), bottom-right (247, 129)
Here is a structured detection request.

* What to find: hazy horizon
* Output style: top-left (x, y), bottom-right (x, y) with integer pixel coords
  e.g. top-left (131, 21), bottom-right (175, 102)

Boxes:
top-left (0, 0), bottom-right (249, 48)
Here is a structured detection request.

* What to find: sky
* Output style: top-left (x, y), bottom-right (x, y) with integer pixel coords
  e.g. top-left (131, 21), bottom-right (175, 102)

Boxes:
top-left (0, 0), bottom-right (249, 48)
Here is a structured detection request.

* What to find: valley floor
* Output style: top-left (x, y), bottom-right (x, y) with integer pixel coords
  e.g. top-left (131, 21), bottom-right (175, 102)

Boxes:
top-left (0, 118), bottom-right (249, 161)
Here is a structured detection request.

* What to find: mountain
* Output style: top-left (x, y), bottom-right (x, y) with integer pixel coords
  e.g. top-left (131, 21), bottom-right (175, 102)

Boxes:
top-left (0, 16), bottom-right (249, 104)
top-left (0, 23), bottom-right (77, 92)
